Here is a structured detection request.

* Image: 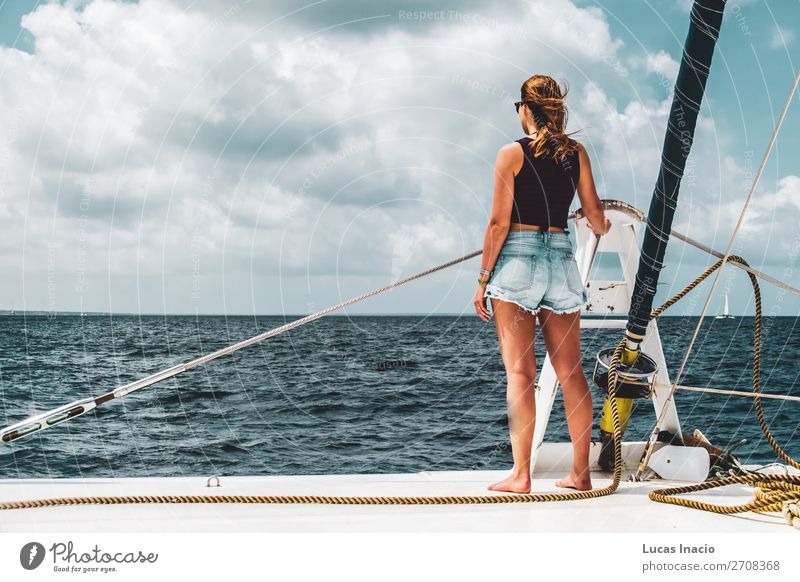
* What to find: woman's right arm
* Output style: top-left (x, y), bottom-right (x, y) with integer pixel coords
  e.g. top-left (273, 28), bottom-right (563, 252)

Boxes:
top-left (575, 143), bottom-right (610, 235)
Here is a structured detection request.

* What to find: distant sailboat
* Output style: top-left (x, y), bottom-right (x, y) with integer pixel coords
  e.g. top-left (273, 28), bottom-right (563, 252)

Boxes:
top-left (715, 291), bottom-right (735, 319)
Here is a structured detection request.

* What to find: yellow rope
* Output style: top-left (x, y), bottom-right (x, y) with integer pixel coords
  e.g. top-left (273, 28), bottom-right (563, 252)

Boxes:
top-left (1, 255), bottom-right (798, 532)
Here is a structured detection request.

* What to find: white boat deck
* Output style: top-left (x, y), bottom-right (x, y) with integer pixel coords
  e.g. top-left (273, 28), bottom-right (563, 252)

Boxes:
top-left (1, 443), bottom-right (796, 533)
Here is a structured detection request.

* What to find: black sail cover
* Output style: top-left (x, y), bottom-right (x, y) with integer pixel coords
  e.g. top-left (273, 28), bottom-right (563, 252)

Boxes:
top-left (626, 0), bottom-right (727, 339)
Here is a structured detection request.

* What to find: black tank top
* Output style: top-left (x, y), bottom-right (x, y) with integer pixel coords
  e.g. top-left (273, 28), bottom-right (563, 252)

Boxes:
top-left (510, 137), bottom-right (581, 230)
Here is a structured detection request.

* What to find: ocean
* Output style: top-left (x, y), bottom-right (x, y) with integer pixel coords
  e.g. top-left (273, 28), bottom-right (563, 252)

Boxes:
top-left (0, 314), bottom-right (797, 479)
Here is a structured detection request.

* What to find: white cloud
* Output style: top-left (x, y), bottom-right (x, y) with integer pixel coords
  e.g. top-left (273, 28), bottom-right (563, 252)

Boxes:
top-left (740, 175), bottom-right (800, 238)
top-left (645, 50), bottom-right (679, 82)
top-left (0, 0), bottom-right (793, 314)
top-left (770, 25), bottom-right (795, 49)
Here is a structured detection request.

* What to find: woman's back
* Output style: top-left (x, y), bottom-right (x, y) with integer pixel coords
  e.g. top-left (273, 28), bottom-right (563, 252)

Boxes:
top-left (511, 137), bottom-right (581, 230)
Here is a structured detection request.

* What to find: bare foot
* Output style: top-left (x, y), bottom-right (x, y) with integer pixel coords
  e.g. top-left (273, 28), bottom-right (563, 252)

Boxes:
top-left (488, 473), bottom-right (531, 493)
top-left (555, 471), bottom-right (592, 491)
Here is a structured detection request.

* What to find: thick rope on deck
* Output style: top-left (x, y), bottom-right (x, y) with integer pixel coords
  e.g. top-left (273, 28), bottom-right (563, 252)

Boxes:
top-left (1, 256), bottom-right (798, 532)
top-left (647, 255), bottom-right (800, 530)
top-left (0, 338), bottom-right (626, 508)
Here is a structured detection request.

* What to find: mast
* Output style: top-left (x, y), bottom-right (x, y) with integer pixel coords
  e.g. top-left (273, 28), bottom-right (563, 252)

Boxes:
top-left (623, 0), bottom-right (727, 359)
top-left (593, 0), bottom-right (727, 470)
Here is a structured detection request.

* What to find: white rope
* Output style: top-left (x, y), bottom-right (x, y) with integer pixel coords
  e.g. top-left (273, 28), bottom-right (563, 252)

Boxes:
top-left (1, 249), bottom-right (482, 442)
top-left (670, 229), bottom-right (800, 297)
top-left (662, 383), bottom-right (800, 403)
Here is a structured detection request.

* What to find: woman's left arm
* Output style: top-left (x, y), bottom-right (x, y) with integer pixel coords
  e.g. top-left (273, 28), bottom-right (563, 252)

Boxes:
top-left (474, 143), bottom-right (519, 320)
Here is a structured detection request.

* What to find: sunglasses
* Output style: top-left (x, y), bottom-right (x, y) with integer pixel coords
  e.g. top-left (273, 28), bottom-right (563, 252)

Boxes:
top-left (514, 101), bottom-right (527, 113)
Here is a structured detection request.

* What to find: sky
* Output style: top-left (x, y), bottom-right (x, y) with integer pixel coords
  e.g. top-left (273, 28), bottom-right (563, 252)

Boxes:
top-left (0, 0), bottom-right (798, 316)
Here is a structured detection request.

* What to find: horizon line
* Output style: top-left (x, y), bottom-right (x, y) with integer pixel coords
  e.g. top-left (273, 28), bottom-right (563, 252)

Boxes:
top-left (0, 310), bottom-right (784, 318)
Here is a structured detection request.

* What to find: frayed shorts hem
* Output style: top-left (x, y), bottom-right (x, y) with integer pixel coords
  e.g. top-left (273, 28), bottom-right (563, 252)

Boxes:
top-left (537, 303), bottom-right (584, 315)
top-left (485, 295), bottom-right (543, 316)
top-left (485, 294), bottom-right (584, 317)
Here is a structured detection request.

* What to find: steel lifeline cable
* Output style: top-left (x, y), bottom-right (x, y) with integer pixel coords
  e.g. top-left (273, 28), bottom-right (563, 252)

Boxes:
top-left (2, 255), bottom-right (799, 531)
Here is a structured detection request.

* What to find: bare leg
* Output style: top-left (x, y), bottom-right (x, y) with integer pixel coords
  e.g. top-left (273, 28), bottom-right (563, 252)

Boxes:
top-left (537, 308), bottom-right (593, 490)
top-left (487, 298), bottom-right (538, 493)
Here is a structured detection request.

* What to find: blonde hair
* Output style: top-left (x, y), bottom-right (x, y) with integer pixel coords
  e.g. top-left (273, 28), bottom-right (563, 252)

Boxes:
top-left (520, 75), bottom-right (580, 162)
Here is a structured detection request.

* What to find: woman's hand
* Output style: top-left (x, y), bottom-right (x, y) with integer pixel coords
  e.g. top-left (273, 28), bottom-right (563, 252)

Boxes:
top-left (587, 217), bottom-right (611, 235)
top-left (474, 285), bottom-right (491, 321)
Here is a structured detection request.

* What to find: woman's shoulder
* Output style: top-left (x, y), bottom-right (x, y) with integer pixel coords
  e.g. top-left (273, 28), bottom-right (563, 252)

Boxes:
top-left (500, 138), bottom-right (533, 158)
top-left (497, 140), bottom-right (526, 159)
top-left (495, 141), bottom-right (525, 174)
top-left (501, 138), bottom-right (529, 149)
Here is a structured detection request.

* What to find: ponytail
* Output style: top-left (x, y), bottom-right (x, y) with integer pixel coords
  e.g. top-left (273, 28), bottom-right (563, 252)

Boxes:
top-left (521, 76), bottom-right (580, 162)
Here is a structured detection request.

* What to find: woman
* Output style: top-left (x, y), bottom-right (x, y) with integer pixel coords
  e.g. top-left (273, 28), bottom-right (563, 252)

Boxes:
top-left (473, 75), bottom-right (610, 494)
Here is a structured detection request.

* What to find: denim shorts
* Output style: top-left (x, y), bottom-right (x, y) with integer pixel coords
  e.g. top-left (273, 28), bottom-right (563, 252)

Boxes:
top-left (483, 229), bottom-right (588, 316)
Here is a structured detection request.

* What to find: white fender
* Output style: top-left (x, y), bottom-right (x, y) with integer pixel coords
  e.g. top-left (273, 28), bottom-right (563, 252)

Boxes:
top-left (648, 445), bottom-right (710, 482)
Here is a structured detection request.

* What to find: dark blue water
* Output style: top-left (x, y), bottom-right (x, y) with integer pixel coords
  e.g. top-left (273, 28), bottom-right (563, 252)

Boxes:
top-left (0, 314), bottom-right (797, 479)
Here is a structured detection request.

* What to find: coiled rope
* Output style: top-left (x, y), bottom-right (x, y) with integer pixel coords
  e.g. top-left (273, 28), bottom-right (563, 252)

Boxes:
top-left (1, 255), bottom-right (798, 531)
top-left (646, 255), bottom-right (800, 530)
